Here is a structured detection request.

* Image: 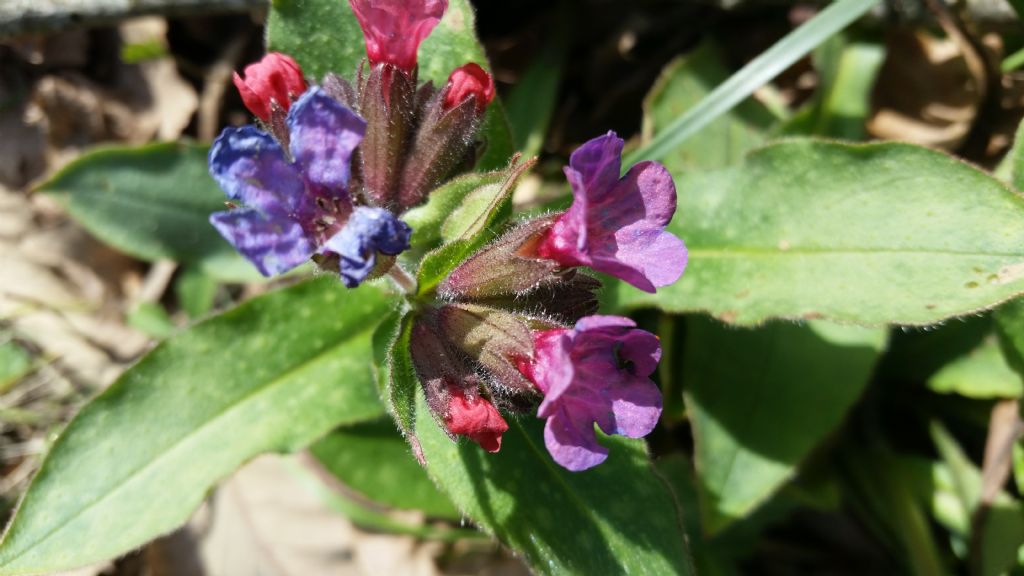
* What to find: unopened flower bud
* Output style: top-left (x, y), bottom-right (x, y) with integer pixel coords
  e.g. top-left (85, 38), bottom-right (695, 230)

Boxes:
top-left (440, 217), bottom-right (560, 300)
top-left (445, 384), bottom-right (508, 453)
top-left (359, 64), bottom-right (418, 208)
top-left (437, 303), bottom-right (538, 394)
top-left (410, 315), bottom-right (508, 452)
top-left (442, 63), bottom-right (495, 114)
top-left (233, 52), bottom-right (308, 122)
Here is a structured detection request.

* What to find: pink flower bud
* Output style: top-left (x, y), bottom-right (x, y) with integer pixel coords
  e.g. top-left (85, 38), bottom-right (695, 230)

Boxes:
top-left (349, 0), bottom-right (447, 72)
top-left (232, 52), bottom-right (308, 122)
top-left (442, 63), bottom-right (495, 114)
top-left (444, 385), bottom-right (508, 453)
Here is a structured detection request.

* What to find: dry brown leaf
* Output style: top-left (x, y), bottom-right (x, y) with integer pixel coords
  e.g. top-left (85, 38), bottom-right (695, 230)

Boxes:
top-left (194, 454), bottom-right (443, 576)
top-left (868, 30), bottom-right (985, 149)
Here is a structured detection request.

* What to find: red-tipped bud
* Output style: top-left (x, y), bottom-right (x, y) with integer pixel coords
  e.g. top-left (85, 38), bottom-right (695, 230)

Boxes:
top-left (444, 384), bottom-right (508, 453)
top-left (349, 0), bottom-right (447, 72)
top-left (232, 52), bottom-right (308, 121)
top-left (443, 63), bottom-right (495, 114)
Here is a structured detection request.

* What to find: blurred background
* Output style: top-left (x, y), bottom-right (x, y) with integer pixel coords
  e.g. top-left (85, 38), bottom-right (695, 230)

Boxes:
top-left (5, 0), bottom-right (1024, 574)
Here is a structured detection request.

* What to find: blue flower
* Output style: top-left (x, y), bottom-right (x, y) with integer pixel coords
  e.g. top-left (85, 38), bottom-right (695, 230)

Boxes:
top-left (325, 207), bottom-right (412, 288)
top-left (208, 87), bottom-right (412, 286)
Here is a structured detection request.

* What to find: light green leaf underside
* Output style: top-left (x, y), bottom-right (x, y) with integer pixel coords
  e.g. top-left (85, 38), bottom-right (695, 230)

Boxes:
top-left (35, 142), bottom-right (256, 282)
top-left (684, 318), bottom-right (885, 533)
top-left (0, 279), bottom-right (395, 575)
top-left (928, 337), bottom-right (1023, 399)
top-left (610, 139), bottom-right (1024, 326)
top-left (415, 392), bottom-right (693, 575)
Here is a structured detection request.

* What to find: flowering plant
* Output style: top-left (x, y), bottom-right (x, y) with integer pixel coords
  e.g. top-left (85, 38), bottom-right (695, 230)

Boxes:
top-left (10, 0), bottom-right (1024, 574)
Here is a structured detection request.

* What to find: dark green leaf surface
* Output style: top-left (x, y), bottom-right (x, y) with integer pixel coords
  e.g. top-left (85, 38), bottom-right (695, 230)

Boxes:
top-left (0, 279), bottom-right (394, 575)
top-left (36, 142), bottom-right (255, 281)
top-left (384, 312), bottom-right (418, 439)
top-left (684, 317), bottom-right (885, 532)
top-left (995, 299), bottom-right (1024, 383)
top-left (267, 0), bottom-right (513, 171)
top-left (311, 419), bottom-right (459, 519)
top-left (416, 393), bottom-right (693, 575)
top-left (610, 140), bottom-right (1024, 326)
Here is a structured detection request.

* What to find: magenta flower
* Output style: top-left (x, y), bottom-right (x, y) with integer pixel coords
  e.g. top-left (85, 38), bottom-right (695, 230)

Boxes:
top-left (349, 0), bottom-right (448, 72)
top-left (536, 132), bottom-right (687, 293)
top-left (520, 315), bottom-right (663, 471)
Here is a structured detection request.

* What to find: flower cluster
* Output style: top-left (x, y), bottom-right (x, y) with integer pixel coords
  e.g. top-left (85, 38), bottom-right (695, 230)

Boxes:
top-left (414, 132), bottom-right (686, 470)
top-left (208, 0), bottom-right (687, 472)
top-left (210, 0), bottom-right (494, 287)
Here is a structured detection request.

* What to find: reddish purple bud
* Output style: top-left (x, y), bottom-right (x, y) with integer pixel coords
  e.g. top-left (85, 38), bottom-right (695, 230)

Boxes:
top-left (520, 315), bottom-right (663, 471)
top-left (536, 132), bottom-right (688, 293)
top-left (440, 217), bottom-right (560, 300)
top-left (232, 52), bottom-right (308, 122)
top-left (411, 315), bottom-right (508, 453)
top-left (349, 0), bottom-right (447, 72)
top-left (436, 304), bottom-right (538, 393)
top-left (445, 384), bottom-right (508, 453)
top-left (443, 63), bottom-right (495, 114)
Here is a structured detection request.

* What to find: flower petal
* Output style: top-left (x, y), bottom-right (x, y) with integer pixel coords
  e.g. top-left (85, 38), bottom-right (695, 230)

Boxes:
top-left (567, 131), bottom-right (624, 200)
top-left (209, 209), bottom-right (315, 276)
top-left (540, 132), bottom-right (688, 292)
top-left (287, 88), bottom-right (367, 193)
top-left (544, 410), bottom-right (608, 471)
top-left (323, 206), bottom-right (411, 288)
top-left (208, 125), bottom-right (304, 216)
top-left (524, 315), bottom-right (665, 471)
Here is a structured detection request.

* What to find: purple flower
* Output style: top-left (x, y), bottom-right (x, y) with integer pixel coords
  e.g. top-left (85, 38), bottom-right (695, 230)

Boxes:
top-left (209, 87), bottom-right (410, 286)
top-left (536, 132), bottom-right (687, 293)
top-left (520, 315), bottom-right (663, 471)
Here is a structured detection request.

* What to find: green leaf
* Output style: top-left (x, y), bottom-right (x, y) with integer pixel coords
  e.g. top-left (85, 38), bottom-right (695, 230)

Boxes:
top-left (415, 159), bottom-right (532, 297)
top-left (267, 0), bottom-right (513, 171)
top-left (684, 317), bottom-right (885, 532)
top-left (416, 393), bottom-right (693, 575)
top-left (0, 340), bottom-right (32, 394)
top-left (609, 140), bottom-right (1024, 326)
top-left (287, 459), bottom-right (479, 541)
top-left (928, 337), bottom-right (1023, 399)
top-left (401, 170), bottom-right (505, 257)
top-left (125, 302), bottom-right (175, 340)
top-left (995, 299), bottom-right (1024, 384)
top-left (931, 421), bottom-right (1024, 576)
top-left (642, 41), bottom-right (776, 171)
top-left (781, 36), bottom-right (885, 140)
top-left (504, 6), bottom-right (569, 158)
top-left (626, 0), bottom-right (880, 165)
top-left (310, 419), bottom-right (459, 520)
top-left (383, 311), bottom-right (418, 440)
top-left (0, 279), bottom-right (394, 575)
top-left (35, 142), bottom-right (257, 282)
top-left (174, 266), bottom-right (218, 319)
